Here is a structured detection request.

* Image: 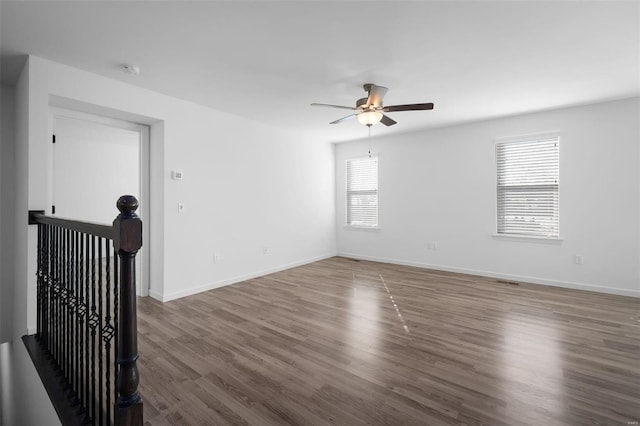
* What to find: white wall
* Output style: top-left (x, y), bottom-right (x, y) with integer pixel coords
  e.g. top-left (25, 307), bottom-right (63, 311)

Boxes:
top-left (1, 341), bottom-right (60, 426)
top-left (52, 115), bottom-right (140, 224)
top-left (1, 85), bottom-right (16, 343)
top-left (14, 60), bottom-right (29, 340)
top-left (336, 98), bottom-right (640, 297)
top-left (14, 55), bottom-right (336, 336)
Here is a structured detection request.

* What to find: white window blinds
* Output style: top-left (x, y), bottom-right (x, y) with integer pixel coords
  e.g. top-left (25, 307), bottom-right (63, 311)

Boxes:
top-left (496, 136), bottom-right (559, 238)
top-left (346, 156), bottom-right (378, 227)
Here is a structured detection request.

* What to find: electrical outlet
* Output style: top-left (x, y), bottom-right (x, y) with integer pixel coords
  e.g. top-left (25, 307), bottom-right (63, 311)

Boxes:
top-left (426, 242), bottom-right (439, 250)
top-left (213, 254), bottom-right (221, 263)
top-left (262, 247), bottom-right (269, 255)
top-left (574, 255), bottom-right (584, 265)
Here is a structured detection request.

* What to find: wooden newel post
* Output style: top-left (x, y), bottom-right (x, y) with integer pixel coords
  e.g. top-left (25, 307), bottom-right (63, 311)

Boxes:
top-left (113, 195), bottom-right (143, 425)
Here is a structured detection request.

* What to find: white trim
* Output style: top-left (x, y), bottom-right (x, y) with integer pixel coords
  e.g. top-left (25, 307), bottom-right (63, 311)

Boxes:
top-left (50, 107), bottom-right (147, 132)
top-left (138, 125), bottom-right (150, 297)
top-left (49, 106), bottom-right (151, 297)
top-left (152, 251), bottom-right (640, 301)
top-left (494, 132), bottom-right (560, 239)
top-left (150, 253), bottom-right (336, 302)
top-left (491, 234), bottom-right (563, 244)
top-left (344, 225), bottom-right (380, 231)
top-left (337, 252), bottom-right (640, 298)
top-left (345, 154), bottom-right (379, 228)
top-left (494, 131), bottom-right (562, 145)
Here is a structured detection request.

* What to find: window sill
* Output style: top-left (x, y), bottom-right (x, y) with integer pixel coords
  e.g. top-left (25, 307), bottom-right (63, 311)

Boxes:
top-left (345, 225), bottom-right (380, 231)
top-left (492, 234), bottom-right (563, 244)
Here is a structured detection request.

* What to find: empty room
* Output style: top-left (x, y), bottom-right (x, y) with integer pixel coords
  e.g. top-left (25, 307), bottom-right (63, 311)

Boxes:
top-left (0, 1), bottom-right (638, 425)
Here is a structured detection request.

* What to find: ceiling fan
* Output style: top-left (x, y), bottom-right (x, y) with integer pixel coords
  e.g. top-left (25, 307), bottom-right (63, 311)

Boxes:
top-left (311, 83), bottom-right (434, 127)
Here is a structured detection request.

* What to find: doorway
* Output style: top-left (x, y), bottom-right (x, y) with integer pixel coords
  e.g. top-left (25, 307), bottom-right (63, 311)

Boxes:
top-left (50, 108), bottom-right (150, 296)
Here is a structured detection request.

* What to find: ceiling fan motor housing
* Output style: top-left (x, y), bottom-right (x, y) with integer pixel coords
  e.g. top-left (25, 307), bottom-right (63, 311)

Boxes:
top-left (356, 97), bottom-right (370, 109)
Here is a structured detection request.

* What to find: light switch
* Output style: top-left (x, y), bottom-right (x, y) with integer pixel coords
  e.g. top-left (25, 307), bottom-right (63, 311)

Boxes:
top-left (178, 202), bottom-right (185, 213)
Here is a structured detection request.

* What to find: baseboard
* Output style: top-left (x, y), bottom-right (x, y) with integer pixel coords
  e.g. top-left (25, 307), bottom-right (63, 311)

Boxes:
top-left (337, 252), bottom-right (640, 298)
top-left (155, 253), bottom-right (336, 302)
top-left (148, 251), bottom-right (639, 301)
top-left (148, 289), bottom-right (164, 301)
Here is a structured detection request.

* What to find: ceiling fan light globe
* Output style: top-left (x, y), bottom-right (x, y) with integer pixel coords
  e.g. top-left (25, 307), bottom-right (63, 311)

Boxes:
top-left (357, 110), bottom-right (383, 126)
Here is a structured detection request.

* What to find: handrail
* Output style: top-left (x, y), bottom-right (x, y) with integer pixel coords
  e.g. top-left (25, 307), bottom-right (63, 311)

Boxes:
top-left (29, 211), bottom-right (113, 239)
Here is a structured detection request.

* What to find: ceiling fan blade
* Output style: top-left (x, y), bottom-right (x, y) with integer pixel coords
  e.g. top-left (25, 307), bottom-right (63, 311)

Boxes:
top-left (311, 103), bottom-right (357, 110)
top-left (383, 103), bottom-right (434, 112)
top-left (380, 115), bottom-right (397, 126)
top-left (366, 84), bottom-right (388, 108)
top-left (330, 114), bottom-right (357, 124)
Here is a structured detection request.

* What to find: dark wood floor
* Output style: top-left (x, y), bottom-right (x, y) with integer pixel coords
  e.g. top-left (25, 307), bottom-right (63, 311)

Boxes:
top-left (137, 257), bottom-right (640, 425)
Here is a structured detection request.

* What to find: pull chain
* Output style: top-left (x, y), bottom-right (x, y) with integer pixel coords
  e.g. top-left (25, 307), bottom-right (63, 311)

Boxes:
top-left (368, 125), bottom-right (372, 158)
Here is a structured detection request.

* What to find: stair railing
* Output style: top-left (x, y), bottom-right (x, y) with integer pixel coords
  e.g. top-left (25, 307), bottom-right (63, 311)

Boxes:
top-left (26, 195), bottom-right (143, 426)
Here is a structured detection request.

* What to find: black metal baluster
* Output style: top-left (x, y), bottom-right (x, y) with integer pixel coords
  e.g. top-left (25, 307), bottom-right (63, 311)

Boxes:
top-left (58, 225), bottom-right (63, 371)
top-left (55, 225), bottom-right (61, 370)
top-left (66, 228), bottom-right (71, 383)
top-left (48, 225), bottom-right (55, 356)
top-left (69, 229), bottom-right (73, 386)
top-left (61, 228), bottom-right (66, 380)
top-left (38, 224), bottom-right (44, 343)
top-left (98, 238), bottom-right (104, 425)
top-left (44, 224), bottom-right (50, 348)
top-left (64, 228), bottom-right (70, 384)
top-left (58, 227), bottom-right (63, 376)
top-left (38, 223), bottom-right (43, 341)
top-left (68, 228), bottom-right (73, 387)
top-left (60, 226), bottom-right (64, 369)
top-left (43, 224), bottom-right (49, 347)
top-left (47, 224), bottom-right (52, 343)
top-left (36, 223), bottom-right (42, 340)
top-left (68, 229), bottom-right (73, 384)
top-left (43, 224), bottom-right (48, 341)
top-left (78, 230), bottom-right (83, 404)
top-left (77, 231), bottom-right (85, 418)
top-left (72, 230), bottom-right (79, 404)
top-left (69, 229), bottom-right (75, 397)
top-left (41, 223), bottom-right (47, 341)
top-left (47, 225), bottom-right (52, 350)
top-left (79, 231), bottom-right (85, 416)
top-left (84, 233), bottom-right (91, 424)
top-left (51, 226), bottom-right (56, 361)
top-left (90, 235), bottom-right (97, 423)
top-left (60, 228), bottom-right (65, 379)
top-left (105, 241), bottom-right (113, 426)
top-left (113, 247), bottom-right (119, 424)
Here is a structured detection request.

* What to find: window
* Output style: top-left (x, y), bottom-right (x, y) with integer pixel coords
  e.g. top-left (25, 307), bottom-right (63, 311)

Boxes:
top-left (496, 135), bottom-right (559, 238)
top-left (346, 156), bottom-right (378, 227)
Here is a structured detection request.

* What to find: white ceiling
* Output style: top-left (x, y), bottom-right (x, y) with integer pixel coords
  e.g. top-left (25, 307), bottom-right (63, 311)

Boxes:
top-left (1, 1), bottom-right (639, 142)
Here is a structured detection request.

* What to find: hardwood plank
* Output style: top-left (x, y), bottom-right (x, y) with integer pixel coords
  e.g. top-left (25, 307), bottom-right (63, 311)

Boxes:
top-left (138, 257), bottom-right (640, 425)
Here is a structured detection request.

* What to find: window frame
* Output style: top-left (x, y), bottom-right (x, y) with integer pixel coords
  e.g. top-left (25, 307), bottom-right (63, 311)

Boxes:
top-left (494, 133), bottom-right (560, 240)
top-left (345, 154), bottom-right (379, 229)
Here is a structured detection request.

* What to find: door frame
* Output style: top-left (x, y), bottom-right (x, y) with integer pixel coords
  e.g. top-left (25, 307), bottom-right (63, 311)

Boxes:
top-left (49, 107), bottom-right (151, 296)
